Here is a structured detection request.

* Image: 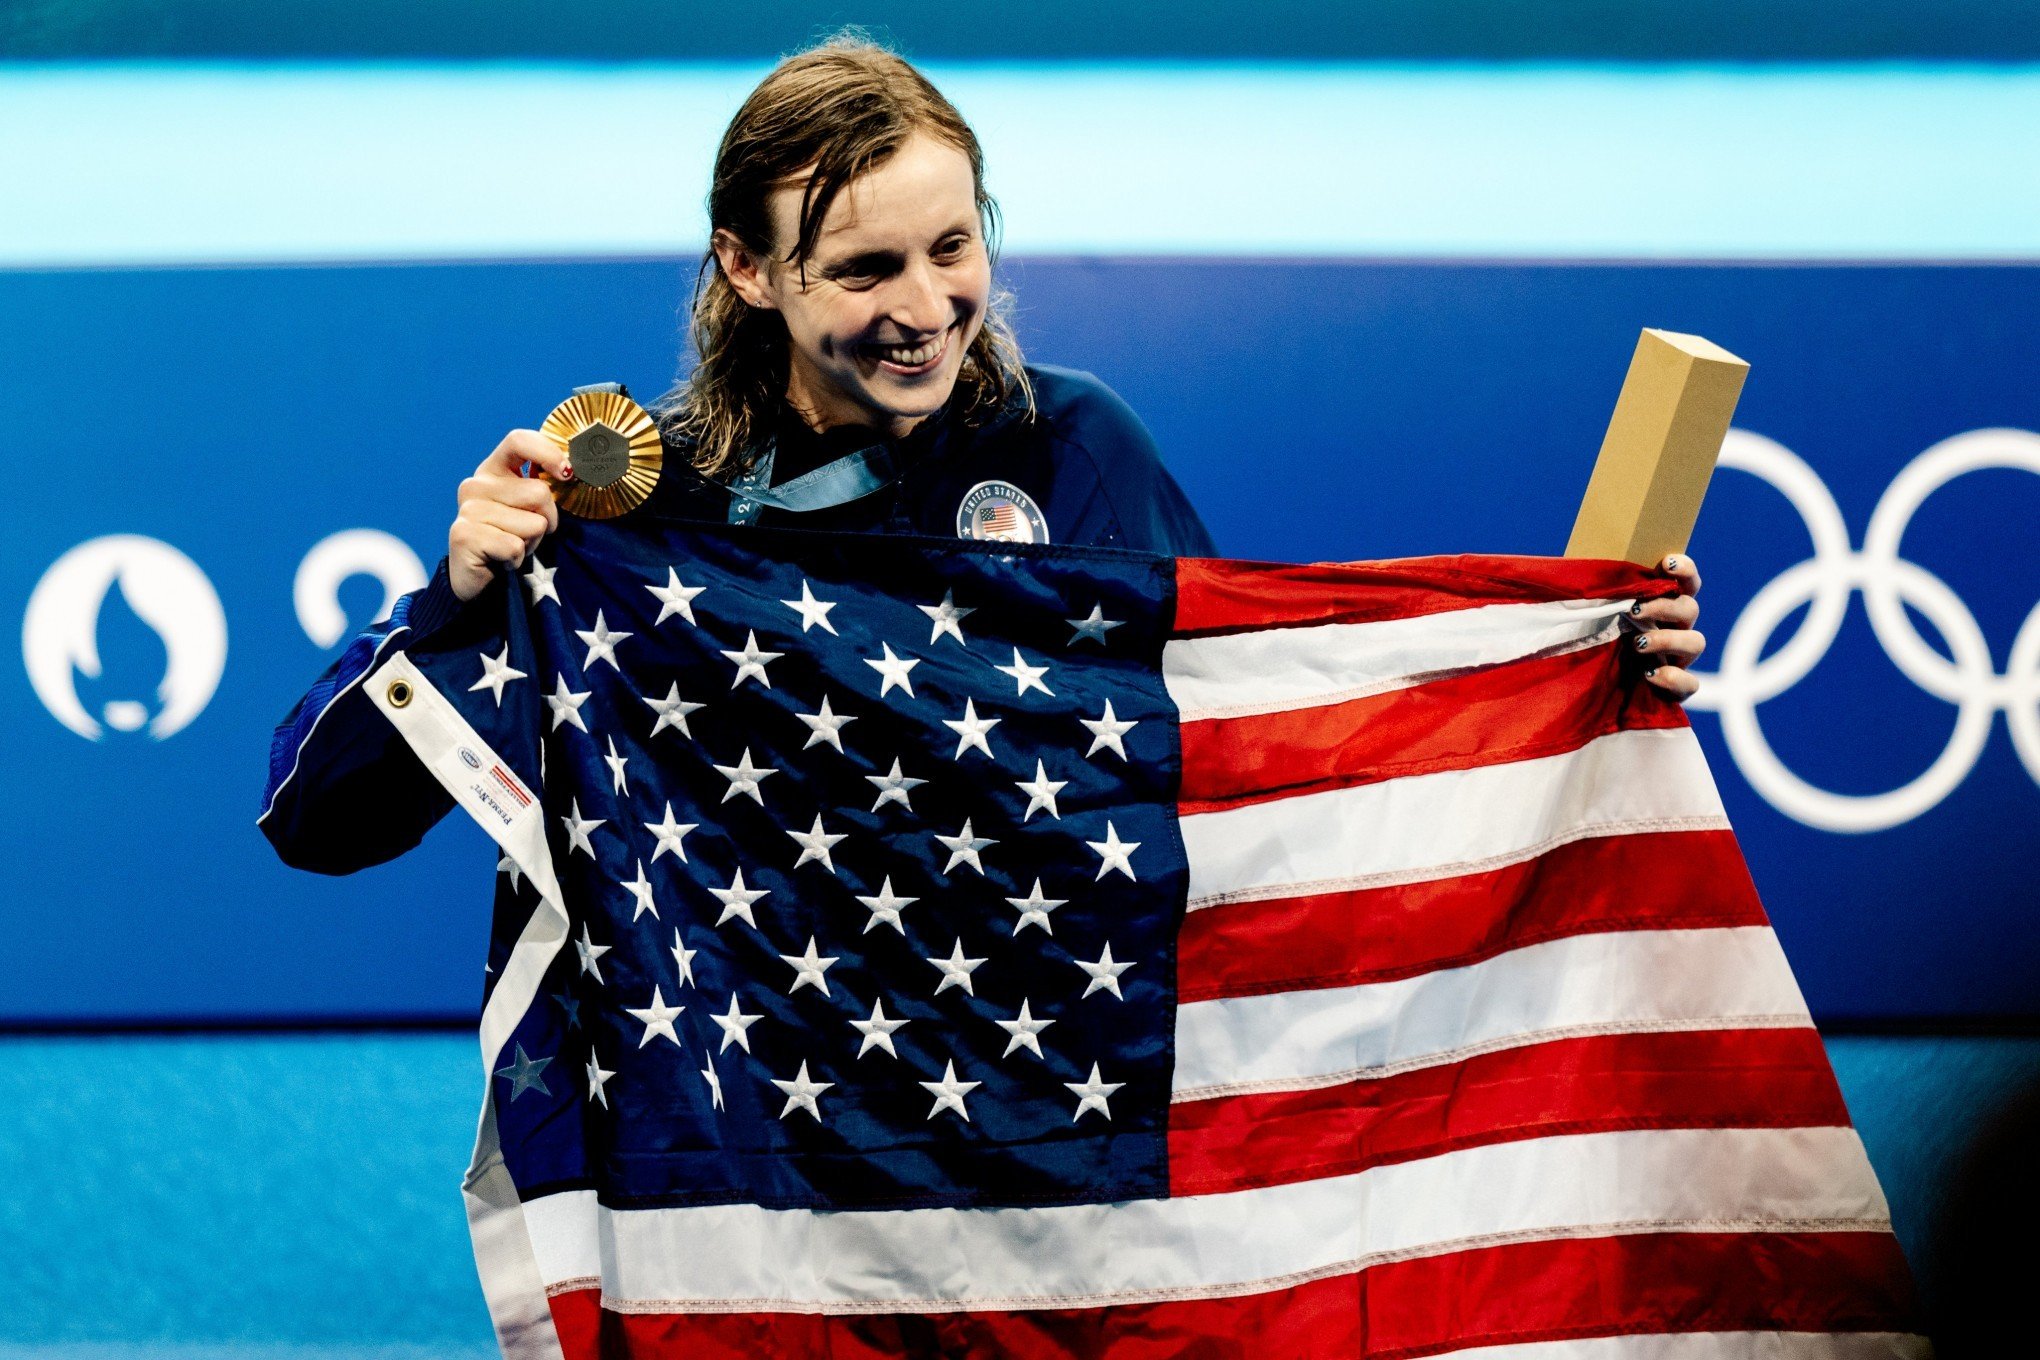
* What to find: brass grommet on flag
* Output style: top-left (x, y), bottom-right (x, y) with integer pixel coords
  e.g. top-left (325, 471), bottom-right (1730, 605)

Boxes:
top-left (539, 387), bottom-right (663, 520)
top-left (387, 679), bottom-right (412, 708)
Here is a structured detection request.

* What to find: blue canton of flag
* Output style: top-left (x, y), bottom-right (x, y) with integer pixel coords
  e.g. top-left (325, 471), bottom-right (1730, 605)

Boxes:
top-left (375, 514), bottom-right (1183, 1217)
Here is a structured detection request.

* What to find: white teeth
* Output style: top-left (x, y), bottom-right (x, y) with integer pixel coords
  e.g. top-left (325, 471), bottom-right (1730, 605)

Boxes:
top-left (876, 336), bottom-right (942, 367)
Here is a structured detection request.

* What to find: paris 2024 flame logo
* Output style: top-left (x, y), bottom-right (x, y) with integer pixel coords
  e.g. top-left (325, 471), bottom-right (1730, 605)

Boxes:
top-left (22, 534), bottom-right (227, 740)
top-left (22, 529), bottom-right (424, 741)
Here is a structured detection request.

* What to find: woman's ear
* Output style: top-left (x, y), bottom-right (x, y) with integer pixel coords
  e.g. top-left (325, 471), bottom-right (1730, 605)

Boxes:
top-left (712, 228), bottom-right (778, 311)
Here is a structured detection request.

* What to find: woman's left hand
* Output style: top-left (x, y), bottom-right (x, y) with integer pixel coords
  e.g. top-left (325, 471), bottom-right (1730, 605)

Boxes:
top-left (1630, 554), bottom-right (1705, 703)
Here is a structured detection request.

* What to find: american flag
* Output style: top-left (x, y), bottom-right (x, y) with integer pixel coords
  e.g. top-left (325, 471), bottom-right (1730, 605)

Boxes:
top-left (977, 502), bottom-right (1022, 538)
top-left (366, 515), bottom-right (1924, 1358)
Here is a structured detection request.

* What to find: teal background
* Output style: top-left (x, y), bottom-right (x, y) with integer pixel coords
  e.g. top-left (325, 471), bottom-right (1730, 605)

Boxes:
top-left (5, 0), bottom-right (2040, 61)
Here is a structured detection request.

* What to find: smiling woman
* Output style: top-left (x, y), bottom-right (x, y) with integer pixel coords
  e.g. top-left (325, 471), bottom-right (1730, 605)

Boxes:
top-left (426, 32), bottom-right (1222, 614)
top-left (671, 35), bottom-right (1027, 472)
top-left (259, 31), bottom-right (1225, 878)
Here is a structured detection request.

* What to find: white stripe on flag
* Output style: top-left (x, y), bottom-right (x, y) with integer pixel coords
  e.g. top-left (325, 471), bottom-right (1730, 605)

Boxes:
top-left (518, 1126), bottom-right (1888, 1309)
top-left (1181, 725), bottom-right (1727, 908)
top-left (1163, 596), bottom-right (1627, 722)
top-left (1431, 1332), bottom-right (1932, 1360)
top-left (1172, 925), bottom-right (1810, 1099)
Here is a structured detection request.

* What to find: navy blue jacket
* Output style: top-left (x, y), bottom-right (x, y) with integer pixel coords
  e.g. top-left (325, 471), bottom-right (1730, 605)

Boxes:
top-left (259, 364), bottom-right (1215, 874)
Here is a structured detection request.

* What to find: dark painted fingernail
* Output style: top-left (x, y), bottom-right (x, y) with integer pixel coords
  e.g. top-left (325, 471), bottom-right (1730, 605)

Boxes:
top-left (1644, 666), bottom-right (1659, 679)
top-left (1665, 556), bottom-right (1680, 572)
top-left (561, 462), bottom-right (574, 479)
top-left (1634, 633), bottom-right (1652, 651)
top-left (1629, 600), bottom-right (1644, 617)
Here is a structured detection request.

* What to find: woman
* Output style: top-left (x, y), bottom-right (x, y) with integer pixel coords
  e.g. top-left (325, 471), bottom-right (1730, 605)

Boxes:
top-left (261, 34), bottom-right (1704, 868)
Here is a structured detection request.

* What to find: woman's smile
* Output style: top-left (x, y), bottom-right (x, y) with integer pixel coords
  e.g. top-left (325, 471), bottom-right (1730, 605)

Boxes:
top-left (864, 320), bottom-right (959, 377)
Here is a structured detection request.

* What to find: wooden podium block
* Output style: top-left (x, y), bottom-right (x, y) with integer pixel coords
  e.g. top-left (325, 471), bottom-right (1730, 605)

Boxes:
top-left (1565, 328), bottom-right (1749, 565)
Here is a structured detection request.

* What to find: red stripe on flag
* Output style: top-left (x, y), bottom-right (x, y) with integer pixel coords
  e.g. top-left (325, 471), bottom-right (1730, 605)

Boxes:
top-left (1179, 829), bottom-right (1764, 1002)
top-left (1169, 1026), bottom-right (1846, 1197)
top-left (491, 765), bottom-right (533, 807)
top-left (549, 1285), bottom-right (604, 1356)
top-left (1180, 639), bottom-right (1687, 814)
top-left (1172, 554), bottom-right (1680, 637)
top-left (546, 1230), bottom-right (1917, 1358)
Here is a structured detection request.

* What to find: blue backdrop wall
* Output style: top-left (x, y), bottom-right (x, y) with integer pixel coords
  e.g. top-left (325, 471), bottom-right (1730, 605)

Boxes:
top-left (4, 257), bottom-right (2035, 1024)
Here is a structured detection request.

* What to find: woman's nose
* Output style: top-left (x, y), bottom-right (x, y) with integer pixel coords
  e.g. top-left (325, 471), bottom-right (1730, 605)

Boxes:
top-left (885, 259), bottom-right (954, 337)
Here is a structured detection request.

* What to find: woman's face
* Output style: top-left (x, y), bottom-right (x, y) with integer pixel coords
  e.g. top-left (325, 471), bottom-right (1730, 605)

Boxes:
top-left (720, 132), bottom-right (993, 439)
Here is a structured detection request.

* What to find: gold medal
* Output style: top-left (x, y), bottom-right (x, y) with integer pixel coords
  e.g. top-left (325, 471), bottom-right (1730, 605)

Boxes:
top-left (538, 386), bottom-right (663, 519)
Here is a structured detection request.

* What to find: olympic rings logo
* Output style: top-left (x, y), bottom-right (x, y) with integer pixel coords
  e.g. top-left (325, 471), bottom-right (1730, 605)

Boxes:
top-left (1688, 427), bottom-right (2040, 833)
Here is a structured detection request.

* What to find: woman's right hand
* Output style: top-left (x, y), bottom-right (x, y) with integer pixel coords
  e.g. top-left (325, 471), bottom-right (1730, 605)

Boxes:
top-left (450, 431), bottom-right (572, 602)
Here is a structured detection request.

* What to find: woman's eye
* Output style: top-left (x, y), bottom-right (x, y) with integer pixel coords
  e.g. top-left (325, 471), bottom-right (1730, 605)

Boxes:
top-left (936, 237), bottom-right (971, 260)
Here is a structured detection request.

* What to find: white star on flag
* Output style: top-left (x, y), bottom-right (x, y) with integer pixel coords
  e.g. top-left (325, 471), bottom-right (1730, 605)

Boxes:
top-left (795, 695), bottom-right (858, 752)
top-left (854, 877), bottom-right (918, 935)
top-left (780, 579), bottom-right (841, 635)
top-left (772, 1061), bottom-right (834, 1122)
top-left (624, 986), bottom-right (685, 1048)
top-left (713, 747), bottom-right (779, 805)
top-left (522, 558), bottom-right (559, 606)
top-left (708, 868), bottom-right (769, 929)
top-left (1088, 820), bottom-right (1141, 880)
top-left (603, 735), bottom-right (630, 794)
top-left (993, 646), bottom-right (1054, 698)
top-left (1014, 760), bottom-right (1068, 821)
top-left (1065, 1062), bottom-right (1124, 1121)
top-left (942, 698), bottom-right (1001, 760)
top-left (787, 814), bottom-right (847, 873)
top-left (865, 642), bottom-right (920, 698)
top-left (560, 798), bottom-right (605, 859)
top-left (469, 644), bottom-right (527, 705)
top-left (1075, 942), bottom-right (1135, 999)
top-left (574, 922), bottom-right (611, 983)
top-left (644, 803), bottom-right (697, 863)
top-left (643, 683), bottom-right (704, 739)
top-left (1004, 879), bottom-right (1068, 936)
top-left (934, 818), bottom-right (997, 875)
top-left (927, 939), bottom-right (987, 996)
top-left (545, 675), bottom-right (590, 733)
top-left (699, 1053), bottom-right (724, 1110)
top-left (645, 566), bottom-right (705, 625)
top-left (670, 929), bottom-right (698, 989)
top-left (996, 999), bottom-right (1056, 1058)
top-left (721, 630), bottom-right (784, 689)
top-left (1066, 605), bottom-right (1124, 646)
top-left (779, 936), bottom-right (840, 996)
top-left (575, 610), bottom-right (632, 672)
top-left (617, 859), bottom-right (657, 921)
top-left (850, 997), bottom-right (909, 1058)
top-left (710, 993), bottom-right (761, 1053)
top-left (919, 1060), bottom-right (981, 1121)
top-left (865, 758), bottom-right (926, 813)
top-left (918, 590), bottom-right (975, 646)
top-left (497, 852), bottom-right (523, 893)
top-left (1081, 699), bottom-right (1137, 760)
top-left (584, 1053), bottom-right (615, 1108)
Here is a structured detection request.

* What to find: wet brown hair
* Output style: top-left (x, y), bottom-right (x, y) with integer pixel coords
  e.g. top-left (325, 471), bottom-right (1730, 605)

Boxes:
top-left (655, 31), bottom-right (1035, 480)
